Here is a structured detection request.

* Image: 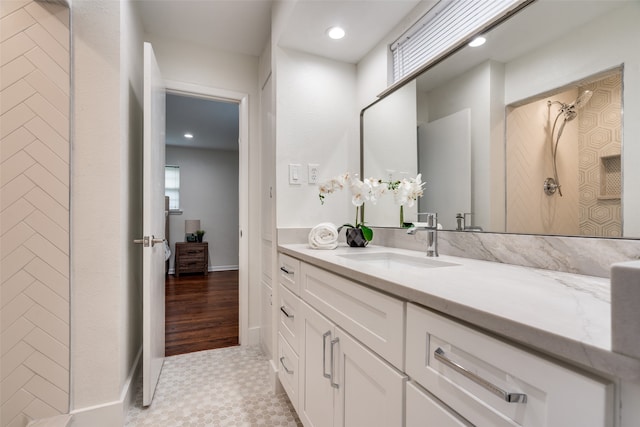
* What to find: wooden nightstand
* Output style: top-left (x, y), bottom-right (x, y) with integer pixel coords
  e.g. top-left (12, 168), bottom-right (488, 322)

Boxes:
top-left (174, 242), bottom-right (208, 277)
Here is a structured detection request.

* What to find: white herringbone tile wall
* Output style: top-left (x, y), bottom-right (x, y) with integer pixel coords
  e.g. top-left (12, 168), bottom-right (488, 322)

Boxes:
top-left (0, 1), bottom-right (70, 426)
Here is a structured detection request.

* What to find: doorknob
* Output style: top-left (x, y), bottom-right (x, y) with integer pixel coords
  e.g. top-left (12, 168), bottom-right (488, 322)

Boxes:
top-left (133, 236), bottom-right (164, 247)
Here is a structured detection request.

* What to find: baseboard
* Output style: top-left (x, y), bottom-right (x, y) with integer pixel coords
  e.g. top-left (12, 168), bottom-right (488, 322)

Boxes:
top-left (167, 265), bottom-right (239, 275)
top-left (69, 399), bottom-right (125, 427)
top-left (246, 326), bottom-right (260, 346)
top-left (268, 358), bottom-right (285, 394)
top-left (122, 347), bottom-right (142, 416)
top-left (208, 265), bottom-right (239, 272)
top-left (69, 347), bottom-right (141, 427)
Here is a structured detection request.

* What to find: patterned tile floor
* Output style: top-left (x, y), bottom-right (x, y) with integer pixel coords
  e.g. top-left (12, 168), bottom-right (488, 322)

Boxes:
top-left (126, 346), bottom-right (302, 427)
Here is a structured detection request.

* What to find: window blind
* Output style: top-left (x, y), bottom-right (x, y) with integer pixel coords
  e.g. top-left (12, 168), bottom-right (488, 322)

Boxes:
top-left (391, 0), bottom-right (524, 82)
top-left (165, 165), bottom-right (180, 210)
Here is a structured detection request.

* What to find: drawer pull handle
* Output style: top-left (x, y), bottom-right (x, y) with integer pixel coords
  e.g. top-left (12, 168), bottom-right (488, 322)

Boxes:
top-left (322, 331), bottom-right (332, 379)
top-left (330, 337), bottom-right (339, 389)
top-left (280, 266), bottom-right (293, 275)
top-left (434, 347), bottom-right (527, 403)
top-left (279, 357), bottom-right (293, 375)
top-left (280, 306), bottom-right (294, 319)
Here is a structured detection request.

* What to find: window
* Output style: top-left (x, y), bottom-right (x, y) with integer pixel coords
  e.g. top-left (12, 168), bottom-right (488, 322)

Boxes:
top-left (165, 165), bottom-right (181, 211)
top-left (391, 0), bottom-right (525, 83)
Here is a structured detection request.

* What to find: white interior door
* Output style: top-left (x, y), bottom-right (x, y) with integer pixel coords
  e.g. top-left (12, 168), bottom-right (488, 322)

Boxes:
top-left (141, 42), bottom-right (166, 406)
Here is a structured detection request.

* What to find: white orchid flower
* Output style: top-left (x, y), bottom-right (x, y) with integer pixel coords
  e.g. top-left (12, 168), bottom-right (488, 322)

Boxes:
top-left (394, 174), bottom-right (425, 207)
top-left (348, 175), bottom-right (367, 207)
top-left (364, 177), bottom-right (385, 204)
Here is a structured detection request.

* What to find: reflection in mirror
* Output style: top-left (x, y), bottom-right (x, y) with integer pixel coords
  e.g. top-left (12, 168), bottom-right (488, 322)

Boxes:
top-left (362, 0), bottom-right (639, 238)
top-left (506, 69), bottom-right (622, 237)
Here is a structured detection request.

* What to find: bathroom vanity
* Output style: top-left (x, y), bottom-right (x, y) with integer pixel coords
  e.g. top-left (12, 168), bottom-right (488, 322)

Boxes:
top-left (276, 243), bottom-right (640, 427)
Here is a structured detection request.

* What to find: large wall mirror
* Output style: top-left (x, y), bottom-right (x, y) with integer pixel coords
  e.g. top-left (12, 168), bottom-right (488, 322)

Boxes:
top-left (362, 0), bottom-right (640, 238)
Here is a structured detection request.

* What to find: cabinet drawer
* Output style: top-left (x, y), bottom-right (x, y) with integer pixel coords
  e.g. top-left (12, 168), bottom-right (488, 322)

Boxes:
top-left (278, 333), bottom-right (299, 411)
top-left (181, 248), bottom-right (204, 257)
top-left (178, 257), bottom-right (205, 266)
top-left (179, 252), bottom-right (206, 261)
top-left (406, 381), bottom-right (471, 427)
top-left (406, 303), bottom-right (613, 427)
top-left (279, 284), bottom-right (300, 353)
top-left (279, 253), bottom-right (301, 295)
top-left (301, 262), bottom-right (405, 369)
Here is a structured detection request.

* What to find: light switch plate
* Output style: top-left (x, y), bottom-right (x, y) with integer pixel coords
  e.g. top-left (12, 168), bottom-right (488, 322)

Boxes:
top-left (289, 164), bottom-right (301, 185)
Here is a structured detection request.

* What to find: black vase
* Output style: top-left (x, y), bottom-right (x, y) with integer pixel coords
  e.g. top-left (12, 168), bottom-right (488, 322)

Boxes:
top-left (345, 228), bottom-right (369, 247)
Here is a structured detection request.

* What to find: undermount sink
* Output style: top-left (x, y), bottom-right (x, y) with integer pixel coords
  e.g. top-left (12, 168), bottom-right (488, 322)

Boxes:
top-left (338, 252), bottom-right (459, 269)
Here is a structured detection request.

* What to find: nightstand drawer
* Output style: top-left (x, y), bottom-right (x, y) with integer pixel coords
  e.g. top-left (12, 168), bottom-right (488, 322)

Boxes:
top-left (179, 254), bottom-right (206, 263)
top-left (174, 242), bottom-right (208, 276)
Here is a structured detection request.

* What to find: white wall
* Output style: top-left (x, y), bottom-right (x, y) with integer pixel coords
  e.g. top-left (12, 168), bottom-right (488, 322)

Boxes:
top-left (363, 81), bottom-right (418, 227)
top-left (274, 47), bottom-right (358, 228)
top-left (166, 146), bottom-right (239, 270)
top-left (71, 0), bottom-right (143, 424)
top-left (419, 61), bottom-right (498, 230)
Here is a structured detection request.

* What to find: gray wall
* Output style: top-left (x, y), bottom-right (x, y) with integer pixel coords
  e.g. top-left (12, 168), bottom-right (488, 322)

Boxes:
top-left (166, 146), bottom-right (239, 271)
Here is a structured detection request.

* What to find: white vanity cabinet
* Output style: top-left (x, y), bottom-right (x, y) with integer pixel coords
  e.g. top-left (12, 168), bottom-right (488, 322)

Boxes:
top-left (300, 262), bottom-right (405, 369)
top-left (406, 303), bottom-right (614, 427)
top-left (279, 253), bottom-right (301, 294)
top-left (277, 283), bottom-right (301, 410)
top-left (406, 381), bottom-right (471, 427)
top-left (277, 247), bottom-right (629, 427)
top-left (277, 253), bottom-right (406, 427)
top-left (277, 254), bottom-right (302, 411)
top-left (298, 300), bottom-right (406, 427)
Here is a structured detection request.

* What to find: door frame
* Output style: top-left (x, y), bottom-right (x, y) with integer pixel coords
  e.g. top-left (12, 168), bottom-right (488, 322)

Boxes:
top-left (164, 79), bottom-right (249, 345)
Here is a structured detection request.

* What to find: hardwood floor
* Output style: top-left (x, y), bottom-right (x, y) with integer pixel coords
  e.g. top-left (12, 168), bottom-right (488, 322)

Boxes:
top-left (165, 270), bottom-right (239, 356)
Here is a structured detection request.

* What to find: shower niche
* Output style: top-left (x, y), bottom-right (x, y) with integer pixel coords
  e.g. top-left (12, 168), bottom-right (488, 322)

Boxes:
top-left (599, 154), bottom-right (621, 200)
top-left (506, 68), bottom-right (622, 237)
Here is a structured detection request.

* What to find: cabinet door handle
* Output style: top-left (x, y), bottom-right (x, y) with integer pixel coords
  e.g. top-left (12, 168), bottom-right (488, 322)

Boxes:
top-left (280, 306), bottom-right (294, 319)
top-left (279, 357), bottom-right (293, 375)
top-left (280, 266), bottom-right (293, 275)
top-left (322, 331), bottom-right (332, 379)
top-left (434, 347), bottom-right (527, 403)
top-left (330, 337), bottom-right (339, 389)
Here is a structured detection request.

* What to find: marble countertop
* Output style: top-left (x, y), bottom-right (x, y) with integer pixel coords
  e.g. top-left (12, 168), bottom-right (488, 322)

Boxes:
top-left (279, 243), bottom-right (640, 379)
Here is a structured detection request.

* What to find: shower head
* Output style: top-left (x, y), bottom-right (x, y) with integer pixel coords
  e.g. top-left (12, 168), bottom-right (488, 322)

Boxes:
top-left (564, 110), bottom-right (577, 122)
top-left (548, 89), bottom-right (593, 122)
top-left (568, 90), bottom-right (593, 110)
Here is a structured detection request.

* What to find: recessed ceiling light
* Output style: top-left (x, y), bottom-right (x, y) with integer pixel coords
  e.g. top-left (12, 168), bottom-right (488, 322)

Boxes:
top-left (184, 133), bottom-right (194, 139)
top-left (469, 36), bottom-right (486, 47)
top-left (327, 26), bottom-right (346, 40)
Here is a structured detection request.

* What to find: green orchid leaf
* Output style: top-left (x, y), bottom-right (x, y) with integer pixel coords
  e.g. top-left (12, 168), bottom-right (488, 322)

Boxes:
top-left (359, 224), bottom-right (373, 241)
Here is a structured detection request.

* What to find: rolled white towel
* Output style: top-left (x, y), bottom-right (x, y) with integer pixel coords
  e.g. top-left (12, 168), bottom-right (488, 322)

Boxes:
top-left (308, 222), bottom-right (339, 250)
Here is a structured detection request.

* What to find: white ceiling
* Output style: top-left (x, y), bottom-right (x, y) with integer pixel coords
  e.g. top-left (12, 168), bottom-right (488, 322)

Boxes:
top-left (277, 0), bottom-right (422, 63)
top-left (135, 0), bottom-right (421, 63)
top-left (165, 94), bottom-right (239, 151)
top-left (135, 0), bottom-right (273, 57)
top-left (135, 0), bottom-right (422, 150)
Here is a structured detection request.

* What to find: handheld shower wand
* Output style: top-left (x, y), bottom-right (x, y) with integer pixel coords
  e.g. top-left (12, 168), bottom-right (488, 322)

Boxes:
top-left (544, 90), bottom-right (593, 197)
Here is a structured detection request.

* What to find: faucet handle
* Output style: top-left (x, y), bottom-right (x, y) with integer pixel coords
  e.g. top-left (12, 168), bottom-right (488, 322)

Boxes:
top-left (417, 212), bottom-right (438, 226)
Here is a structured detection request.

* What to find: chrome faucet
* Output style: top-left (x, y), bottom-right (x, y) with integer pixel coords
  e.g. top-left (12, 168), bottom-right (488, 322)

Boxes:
top-left (407, 212), bottom-right (438, 257)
